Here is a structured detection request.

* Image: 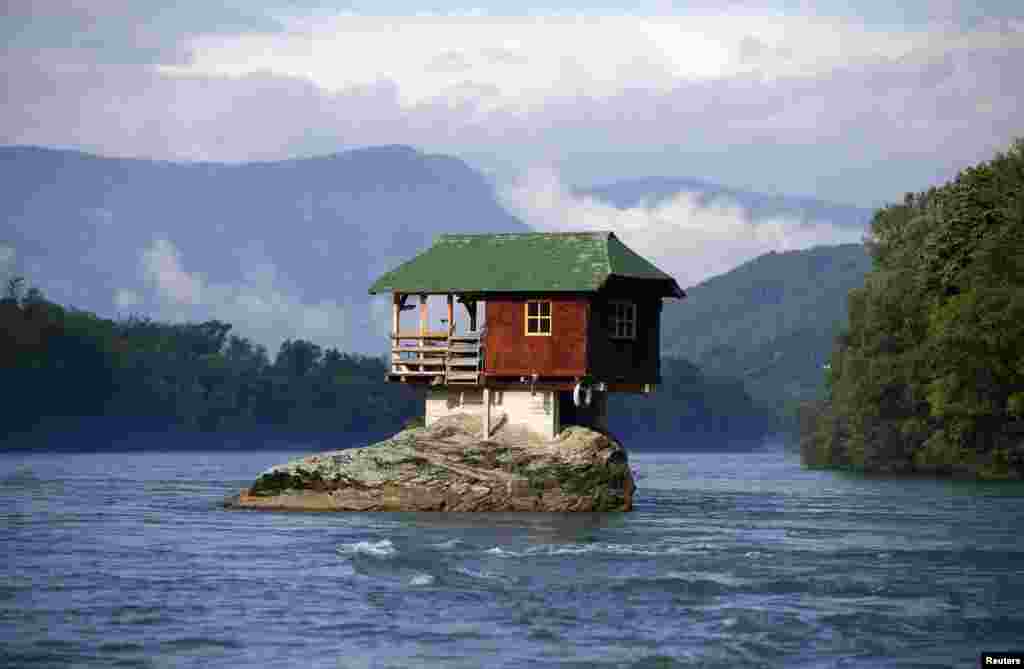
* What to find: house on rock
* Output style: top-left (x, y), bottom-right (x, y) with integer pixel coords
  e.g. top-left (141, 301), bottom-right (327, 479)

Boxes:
top-left (368, 232), bottom-right (685, 440)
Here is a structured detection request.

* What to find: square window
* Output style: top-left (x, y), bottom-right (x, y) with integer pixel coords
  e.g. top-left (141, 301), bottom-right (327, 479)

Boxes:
top-left (525, 300), bottom-right (552, 336)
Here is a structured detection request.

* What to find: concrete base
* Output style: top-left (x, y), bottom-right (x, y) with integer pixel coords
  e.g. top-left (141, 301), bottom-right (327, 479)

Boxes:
top-left (426, 388), bottom-right (560, 440)
top-left (425, 387), bottom-right (610, 441)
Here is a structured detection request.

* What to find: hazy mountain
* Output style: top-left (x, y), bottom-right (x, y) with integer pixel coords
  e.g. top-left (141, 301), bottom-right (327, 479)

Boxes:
top-left (0, 145), bottom-right (527, 353)
top-left (1, 145), bottom-right (870, 412)
top-left (579, 176), bottom-right (872, 228)
top-left (660, 244), bottom-right (873, 416)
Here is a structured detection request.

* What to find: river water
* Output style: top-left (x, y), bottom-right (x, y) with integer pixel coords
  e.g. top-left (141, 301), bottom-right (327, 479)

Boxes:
top-left (2, 440), bottom-right (1022, 668)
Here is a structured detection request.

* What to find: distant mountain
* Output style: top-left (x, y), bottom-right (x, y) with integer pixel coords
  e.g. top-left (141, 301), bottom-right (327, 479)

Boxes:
top-left (0, 145), bottom-right (527, 353)
top-left (660, 244), bottom-right (873, 417)
top-left (579, 176), bottom-right (872, 228)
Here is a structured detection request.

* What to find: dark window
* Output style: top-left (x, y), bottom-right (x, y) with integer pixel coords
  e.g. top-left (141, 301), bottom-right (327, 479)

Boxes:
top-left (610, 300), bottom-right (636, 340)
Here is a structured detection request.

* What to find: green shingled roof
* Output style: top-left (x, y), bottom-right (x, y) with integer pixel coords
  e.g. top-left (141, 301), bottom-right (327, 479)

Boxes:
top-left (368, 232), bottom-right (685, 297)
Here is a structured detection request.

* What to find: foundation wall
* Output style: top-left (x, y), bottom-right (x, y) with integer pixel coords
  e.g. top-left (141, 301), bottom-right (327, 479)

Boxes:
top-left (425, 388), bottom-right (487, 425)
top-left (425, 388), bottom-right (560, 440)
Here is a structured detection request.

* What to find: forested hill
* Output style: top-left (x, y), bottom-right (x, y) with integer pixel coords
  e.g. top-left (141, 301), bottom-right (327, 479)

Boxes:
top-left (801, 140), bottom-right (1024, 479)
top-left (660, 244), bottom-right (872, 419)
top-left (0, 286), bottom-right (772, 450)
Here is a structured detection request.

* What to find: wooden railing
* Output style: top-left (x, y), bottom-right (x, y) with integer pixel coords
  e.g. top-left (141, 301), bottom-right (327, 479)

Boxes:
top-left (389, 330), bottom-right (483, 384)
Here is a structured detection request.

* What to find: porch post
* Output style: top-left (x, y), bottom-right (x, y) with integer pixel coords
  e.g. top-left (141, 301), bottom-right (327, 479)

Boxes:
top-left (483, 387), bottom-right (491, 439)
top-left (446, 294), bottom-right (454, 336)
top-left (418, 294), bottom-right (428, 371)
top-left (392, 293), bottom-right (400, 337)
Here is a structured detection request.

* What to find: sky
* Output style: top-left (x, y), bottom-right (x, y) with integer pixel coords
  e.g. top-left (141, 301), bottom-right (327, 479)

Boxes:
top-left (1, 1), bottom-right (1022, 352)
top-left (3, 0), bottom-right (1022, 207)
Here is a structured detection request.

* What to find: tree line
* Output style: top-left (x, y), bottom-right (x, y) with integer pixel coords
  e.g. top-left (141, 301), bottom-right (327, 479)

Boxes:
top-left (1, 281), bottom-right (773, 449)
top-left (1, 283), bottom-right (421, 445)
top-left (800, 139), bottom-right (1024, 478)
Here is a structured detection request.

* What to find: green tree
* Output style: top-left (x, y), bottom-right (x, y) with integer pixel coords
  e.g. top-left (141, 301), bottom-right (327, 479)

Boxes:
top-left (803, 139), bottom-right (1024, 478)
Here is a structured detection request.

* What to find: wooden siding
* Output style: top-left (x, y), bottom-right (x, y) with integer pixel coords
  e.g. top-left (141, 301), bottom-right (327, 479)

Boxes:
top-left (484, 295), bottom-right (589, 377)
top-left (587, 289), bottom-right (661, 384)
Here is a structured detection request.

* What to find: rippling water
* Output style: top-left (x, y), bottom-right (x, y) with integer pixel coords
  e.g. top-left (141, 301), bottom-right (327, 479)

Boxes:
top-left (2, 441), bottom-right (1023, 668)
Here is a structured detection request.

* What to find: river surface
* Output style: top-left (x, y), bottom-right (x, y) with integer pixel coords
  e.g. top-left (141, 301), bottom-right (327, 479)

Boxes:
top-left (2, 439), bottom-right (1022, 668)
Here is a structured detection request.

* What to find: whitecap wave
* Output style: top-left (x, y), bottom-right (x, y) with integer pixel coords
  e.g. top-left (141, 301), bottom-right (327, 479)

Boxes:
top-left (453, 566), bottom-right (516, 583)
top-left (409, 573), bottom-right (434, 586)
top-left (485, 546), bottom-right (521, 557)
top-left (336, 539), bottom-right (396, 557)
top-left (665, 571), bottom-right (746, 587)
top-left (483, 542), bottom-right (691, 558)
top-left (431, 538), bottom-right (467, 550)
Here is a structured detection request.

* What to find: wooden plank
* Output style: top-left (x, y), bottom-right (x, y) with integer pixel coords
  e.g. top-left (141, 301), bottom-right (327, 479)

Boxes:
top-left (388, 371), bottom-right (445, 377)
top-left (392, 332), bottom-right (448, 339)
top-left (392, 346), bottom-right (450, 354)
top-left (419, 295), bottom-right (428, 336)
top-left (480, 369), bottom-right (587, 377)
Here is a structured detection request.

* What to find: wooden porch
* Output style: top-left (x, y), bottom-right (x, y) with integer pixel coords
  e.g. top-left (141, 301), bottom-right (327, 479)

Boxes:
top-left (386, 293), bottom-right (484, 386)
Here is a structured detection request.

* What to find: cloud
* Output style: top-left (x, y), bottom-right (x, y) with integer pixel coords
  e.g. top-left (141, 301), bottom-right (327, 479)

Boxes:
top-left (1, 10), bottom-right (1022, 205)
top-left (142, 239), bottom-right (204, 304)
top-left (138, 238), bottom-right (348, 353)
top-left (114, 289), bottom-right (141, 309)
top-left (0, 245), bottom-right (15, 275)
top-left (163, 13), bottom-right (1022, 110)
top-left (500, 167), bottom-right (864, 288)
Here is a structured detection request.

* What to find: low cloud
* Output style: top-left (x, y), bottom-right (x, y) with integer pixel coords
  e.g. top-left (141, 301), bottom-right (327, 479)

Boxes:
top-left (500, 167), bottom-right (864, 288)
top-left (0, 245), bottom-right (15, 276)
top-left (114, 289), bottom-right (142, 309)
top-left (139, 238), bottom-right (348, 353)
top-left (142, 239), bottom-right (203, 304)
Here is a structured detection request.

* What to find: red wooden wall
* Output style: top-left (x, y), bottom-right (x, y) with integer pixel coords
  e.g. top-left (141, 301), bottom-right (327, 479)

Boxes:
top-left (483, 295), bottom-right (588, 377)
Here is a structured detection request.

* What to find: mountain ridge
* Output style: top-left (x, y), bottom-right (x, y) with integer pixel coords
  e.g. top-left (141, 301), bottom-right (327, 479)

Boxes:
top-left (0, 144), bottom-right (527, 354)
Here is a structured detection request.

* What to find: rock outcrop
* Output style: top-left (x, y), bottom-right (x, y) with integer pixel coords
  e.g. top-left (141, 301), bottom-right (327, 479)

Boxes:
top-left (226, 414), bottom-right (634, 512)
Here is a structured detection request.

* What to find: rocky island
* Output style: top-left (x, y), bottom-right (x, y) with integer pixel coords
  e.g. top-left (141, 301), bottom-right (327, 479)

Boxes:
top-left (226, 414), bottom-right (634, 512)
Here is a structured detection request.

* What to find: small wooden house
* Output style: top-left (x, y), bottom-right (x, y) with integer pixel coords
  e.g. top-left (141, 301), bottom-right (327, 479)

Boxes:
top-left (368, 232), bottom-right (685, 439)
